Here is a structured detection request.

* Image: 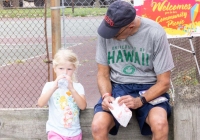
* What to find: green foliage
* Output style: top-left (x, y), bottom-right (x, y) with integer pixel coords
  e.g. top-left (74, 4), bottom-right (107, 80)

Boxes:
top-left (0, 7), bottom-right (107, 18)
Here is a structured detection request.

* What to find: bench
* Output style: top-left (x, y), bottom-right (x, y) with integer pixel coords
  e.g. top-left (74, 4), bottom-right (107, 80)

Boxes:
top-left (0, 108), bottom-right (173, 140)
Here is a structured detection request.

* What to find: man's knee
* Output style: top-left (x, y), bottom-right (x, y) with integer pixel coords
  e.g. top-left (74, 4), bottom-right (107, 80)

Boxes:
top-left (91, 112), bottom-right (114, 136)
top-left (92, 121), bottom-right (106, 134)
top-left (150, 117), bottom-right (168, 133)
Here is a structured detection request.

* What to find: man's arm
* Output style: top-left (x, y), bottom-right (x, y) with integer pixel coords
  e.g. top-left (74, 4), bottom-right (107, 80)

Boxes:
top-left (118, 70), bottom-right (171, 109)
top-left (97, 63), bottom-right (115, 110)
top-left (97, 63), bottom-right (112, 98)
top-left (143, 70), bottom-right (171, 102)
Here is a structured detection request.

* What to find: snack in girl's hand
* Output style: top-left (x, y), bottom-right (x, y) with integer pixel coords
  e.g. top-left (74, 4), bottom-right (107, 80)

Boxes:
top-left (109, 97), bottom-right (132, 127)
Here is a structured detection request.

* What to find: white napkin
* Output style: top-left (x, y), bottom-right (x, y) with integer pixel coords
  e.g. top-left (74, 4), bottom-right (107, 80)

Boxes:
top-left (109, 97), bottom-right (132, 127)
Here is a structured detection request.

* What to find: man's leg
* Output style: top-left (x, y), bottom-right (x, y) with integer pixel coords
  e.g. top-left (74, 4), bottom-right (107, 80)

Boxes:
top-left (146, 107), bottom-right (168, 140)
top-left (91, 112), bottom-right (115, 140)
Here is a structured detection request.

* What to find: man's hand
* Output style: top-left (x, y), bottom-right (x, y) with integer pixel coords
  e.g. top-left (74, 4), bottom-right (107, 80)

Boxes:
top-left (102, 96), bottom-right (115, 111)
top-left (118, 95), bottom-right (143, 109)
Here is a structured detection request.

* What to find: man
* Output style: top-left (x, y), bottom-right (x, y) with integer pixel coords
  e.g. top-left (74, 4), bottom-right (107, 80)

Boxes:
top-left (91, 1), bottom-right (174, 140)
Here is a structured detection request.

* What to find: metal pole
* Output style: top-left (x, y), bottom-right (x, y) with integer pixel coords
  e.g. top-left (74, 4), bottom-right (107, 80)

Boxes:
top-left (170, 43), bottom-right (193, 54)
top-left (51, 0), bottom-right (61, 80)
top-left (189, 37), bottom-right (200, 76)
top-left (170, 78), bottom-right (175, 102)
top-left (72, 0), bottom-right (74, 13)
top-left (61, 0), bottom-right (67, 48)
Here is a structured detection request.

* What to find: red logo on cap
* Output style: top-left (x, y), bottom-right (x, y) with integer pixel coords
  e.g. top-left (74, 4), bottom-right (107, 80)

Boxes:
top-left (104, 16), bottom-right (114, 26)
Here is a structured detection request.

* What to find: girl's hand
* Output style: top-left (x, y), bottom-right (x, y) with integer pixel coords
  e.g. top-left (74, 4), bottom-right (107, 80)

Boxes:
top-left (53, 74), bottom-right (67, 89)
top-left (64, 75), bottom-right (73, 90)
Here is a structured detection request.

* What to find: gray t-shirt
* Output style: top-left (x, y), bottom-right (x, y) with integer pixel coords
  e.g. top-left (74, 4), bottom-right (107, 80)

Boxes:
top-left (96, 17), bottom-right (174, 84)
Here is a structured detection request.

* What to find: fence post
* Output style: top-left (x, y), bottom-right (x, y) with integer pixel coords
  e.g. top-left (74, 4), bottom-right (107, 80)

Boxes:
top-left (51, 0), bottom-right (61, 80)
top-left (193, 37), bottom-right (200, 82)
top-left (0, 0), bottom-right (2, 9)
top-left (174, 85), bottom-right (200, 140)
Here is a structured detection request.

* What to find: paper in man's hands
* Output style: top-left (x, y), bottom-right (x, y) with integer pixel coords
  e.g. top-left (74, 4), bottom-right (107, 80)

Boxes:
top-left (109, 97), bottom-right (132, 127)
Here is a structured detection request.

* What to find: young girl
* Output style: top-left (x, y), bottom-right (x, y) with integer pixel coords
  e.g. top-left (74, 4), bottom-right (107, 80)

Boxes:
top-left (37, 49), bottom-right (87, 140)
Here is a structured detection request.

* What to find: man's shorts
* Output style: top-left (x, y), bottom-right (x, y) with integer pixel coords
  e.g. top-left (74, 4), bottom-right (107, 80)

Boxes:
top-left (94, 82), bottom-right (171, 136)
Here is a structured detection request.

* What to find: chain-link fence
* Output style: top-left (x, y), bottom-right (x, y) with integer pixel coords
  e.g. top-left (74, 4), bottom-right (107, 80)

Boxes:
top-left (169, 37), bottom-right (200, 87)
top-left (0, 0), bottom-right (200, 108)
top-left (0, 0), bottom-right (49, 108)
top-left (168, 37), bottom-right (200, 101)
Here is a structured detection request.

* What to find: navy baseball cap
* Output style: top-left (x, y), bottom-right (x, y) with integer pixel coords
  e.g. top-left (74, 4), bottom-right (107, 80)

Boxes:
top-left (98, 1), bottom-right (136, 39)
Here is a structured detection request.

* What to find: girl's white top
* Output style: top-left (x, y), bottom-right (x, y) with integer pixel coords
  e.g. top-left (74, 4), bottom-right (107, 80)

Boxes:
top-left (41, 81), bottom-right (85, 137)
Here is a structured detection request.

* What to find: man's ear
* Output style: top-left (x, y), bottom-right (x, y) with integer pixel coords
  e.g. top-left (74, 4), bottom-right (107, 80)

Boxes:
top-left (129, 21), bottom-right (135, 28)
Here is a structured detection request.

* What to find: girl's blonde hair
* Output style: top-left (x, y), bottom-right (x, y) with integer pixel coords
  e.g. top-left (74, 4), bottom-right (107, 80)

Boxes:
top-left (52, 49), bottom-right (79, 82)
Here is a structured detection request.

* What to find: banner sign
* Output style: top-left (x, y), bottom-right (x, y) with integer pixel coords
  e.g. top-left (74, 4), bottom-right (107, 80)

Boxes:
top-left (134, 0), bottom-right (200, 38)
